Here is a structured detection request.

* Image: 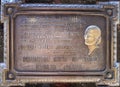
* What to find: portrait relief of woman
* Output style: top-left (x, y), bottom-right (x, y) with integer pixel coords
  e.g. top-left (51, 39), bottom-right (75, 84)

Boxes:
top-left (84, 25), bottom-right (101, 55)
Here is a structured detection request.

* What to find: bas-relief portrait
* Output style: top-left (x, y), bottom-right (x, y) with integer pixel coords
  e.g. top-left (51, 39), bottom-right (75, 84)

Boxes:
top-left (84, 25), bottom-right (101, 55)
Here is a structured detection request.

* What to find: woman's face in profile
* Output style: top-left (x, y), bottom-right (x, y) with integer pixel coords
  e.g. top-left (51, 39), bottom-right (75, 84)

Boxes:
top-left (85, 29), bottom-right (96, 45)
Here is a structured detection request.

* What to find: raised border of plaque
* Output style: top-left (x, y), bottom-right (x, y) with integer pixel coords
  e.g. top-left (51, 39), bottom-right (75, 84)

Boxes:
top-left (0, 1), bottom-right (119, 87)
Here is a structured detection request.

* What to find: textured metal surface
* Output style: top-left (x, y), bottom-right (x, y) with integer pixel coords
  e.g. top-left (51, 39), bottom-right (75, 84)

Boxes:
top-left (14, 14), bottom-right (106, 72)
top-left (24, 0), bottom-right (54, 3)
top-left (23, 0), bottom-right (96, 4)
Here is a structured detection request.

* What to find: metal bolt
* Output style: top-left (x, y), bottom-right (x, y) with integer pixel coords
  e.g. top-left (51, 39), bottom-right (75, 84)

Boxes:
top-left (106, 72), bottom-right (113, 79)
top-left (107, 9), bottom-right (113, 16)
top-left (7, 8), bottom-right (13, 14)
top-left (8, 73), bottom-right (14, 79)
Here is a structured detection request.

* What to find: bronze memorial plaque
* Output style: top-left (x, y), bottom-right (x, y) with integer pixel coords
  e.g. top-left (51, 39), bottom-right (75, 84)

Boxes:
top-left (1, 2), bottom-right (120, 86)
top-left (14, 14), bottom-right (107, 72)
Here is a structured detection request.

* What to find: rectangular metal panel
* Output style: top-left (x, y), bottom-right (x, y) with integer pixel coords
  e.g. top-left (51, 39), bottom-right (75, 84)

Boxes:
top-left (0, 1), bottom-right (119, 87)
top-left (14, 14), bottom-right (106, 72)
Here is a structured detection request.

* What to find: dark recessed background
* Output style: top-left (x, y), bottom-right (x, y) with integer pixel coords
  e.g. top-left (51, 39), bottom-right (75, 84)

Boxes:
top-left (23, 0), bottom-right (119, 4)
